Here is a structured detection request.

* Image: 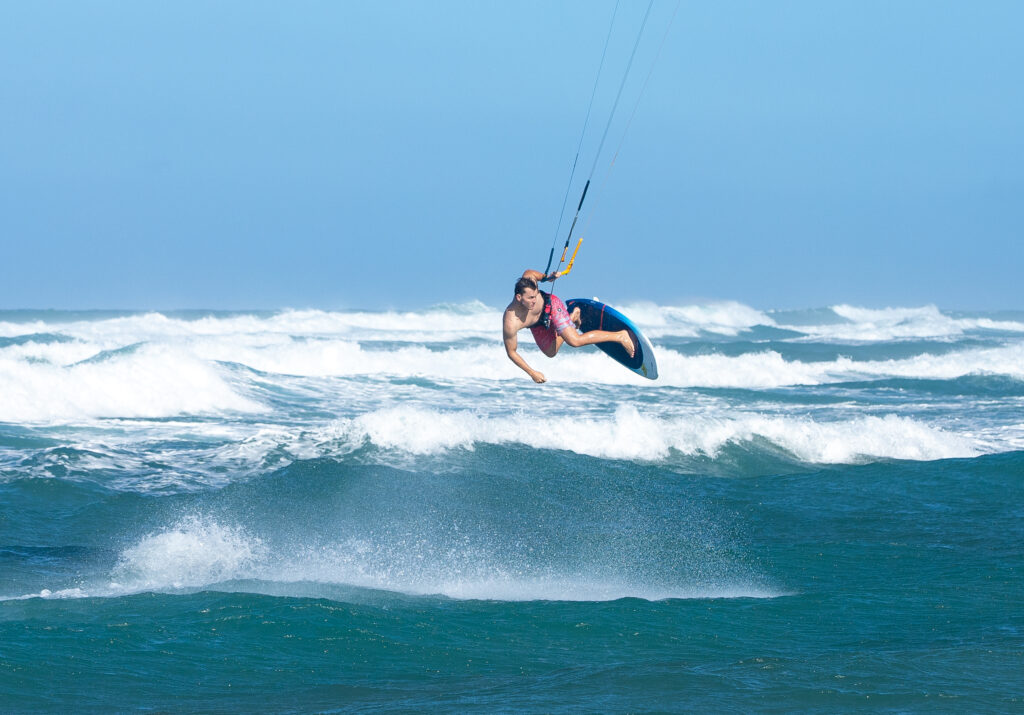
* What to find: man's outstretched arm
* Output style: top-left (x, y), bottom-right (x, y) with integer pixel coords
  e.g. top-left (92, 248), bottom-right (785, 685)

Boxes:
top-left (522, 269), bottom-right (550, 283)
top-left (503, 320), bottom-right (546, 383)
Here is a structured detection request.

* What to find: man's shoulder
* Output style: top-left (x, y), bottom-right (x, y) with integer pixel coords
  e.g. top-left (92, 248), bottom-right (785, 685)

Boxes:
top-left (503, 302), bottom-right (525, 330)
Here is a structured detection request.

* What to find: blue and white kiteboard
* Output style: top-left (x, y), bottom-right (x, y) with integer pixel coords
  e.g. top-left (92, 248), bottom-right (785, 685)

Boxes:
top-left (565, 298), bottom-right (658, 380)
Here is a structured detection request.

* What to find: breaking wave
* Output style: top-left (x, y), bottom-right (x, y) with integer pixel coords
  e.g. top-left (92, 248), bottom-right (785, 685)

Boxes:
top-left (4, 334), bottom-right (1024, 425)
top-left (292, 405), bottom-right (983, 463)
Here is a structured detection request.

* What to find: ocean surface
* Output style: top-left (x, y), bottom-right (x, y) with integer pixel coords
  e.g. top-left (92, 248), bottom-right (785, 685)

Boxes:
top-left (1, 301), bottom-right (1022, 711)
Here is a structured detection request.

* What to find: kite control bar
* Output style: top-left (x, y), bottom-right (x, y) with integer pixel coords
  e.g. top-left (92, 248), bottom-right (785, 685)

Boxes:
top-left (557, 237), bottom-right (583, 278)
top-left (539, 237), bottom-right (583, 282)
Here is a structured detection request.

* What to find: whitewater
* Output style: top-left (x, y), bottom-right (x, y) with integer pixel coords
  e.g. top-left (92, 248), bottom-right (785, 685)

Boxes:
top-left (2, 301), bottom-right (1022, 711)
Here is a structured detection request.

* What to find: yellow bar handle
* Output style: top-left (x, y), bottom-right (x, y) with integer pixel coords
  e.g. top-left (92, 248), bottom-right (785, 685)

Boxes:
top-left (556, 238), bottom-right (583, 277)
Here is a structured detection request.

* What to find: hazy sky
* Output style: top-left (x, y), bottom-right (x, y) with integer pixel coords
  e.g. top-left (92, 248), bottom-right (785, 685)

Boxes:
top-left (2, 1), bottom-right (1022, 310)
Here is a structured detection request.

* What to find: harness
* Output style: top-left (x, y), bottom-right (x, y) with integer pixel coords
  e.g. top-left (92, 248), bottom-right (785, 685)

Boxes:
top-left (538, 290), bottom-right (553, 330)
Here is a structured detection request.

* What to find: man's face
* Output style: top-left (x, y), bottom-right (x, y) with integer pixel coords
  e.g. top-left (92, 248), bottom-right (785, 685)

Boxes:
top-left (516, 287), bottom-right (541, 311)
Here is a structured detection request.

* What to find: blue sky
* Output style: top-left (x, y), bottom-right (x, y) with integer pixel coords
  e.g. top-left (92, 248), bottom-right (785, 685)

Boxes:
top-left (2, 1), bottom-right (1021, 310)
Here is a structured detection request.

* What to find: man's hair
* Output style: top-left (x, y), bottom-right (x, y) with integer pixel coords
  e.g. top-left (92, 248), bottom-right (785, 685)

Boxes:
top-left (514, 276), bottom-right (538, 297)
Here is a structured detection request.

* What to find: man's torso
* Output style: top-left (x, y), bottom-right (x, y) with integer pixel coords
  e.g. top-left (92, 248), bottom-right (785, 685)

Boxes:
top-left (505, 299), bottom-right (545, 332)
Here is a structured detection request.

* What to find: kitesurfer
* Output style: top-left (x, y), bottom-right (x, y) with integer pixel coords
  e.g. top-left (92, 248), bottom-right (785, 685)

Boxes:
top-left (502, 269), bottom-right (634, 383)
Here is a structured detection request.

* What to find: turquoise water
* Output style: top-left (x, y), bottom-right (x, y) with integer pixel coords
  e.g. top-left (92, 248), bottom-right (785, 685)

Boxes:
top-left (1, 303), bottom-right (1022, 711)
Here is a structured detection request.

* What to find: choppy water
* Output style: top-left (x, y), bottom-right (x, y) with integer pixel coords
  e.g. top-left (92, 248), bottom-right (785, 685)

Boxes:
top-left (1, 302), bottom-right (1022, 711)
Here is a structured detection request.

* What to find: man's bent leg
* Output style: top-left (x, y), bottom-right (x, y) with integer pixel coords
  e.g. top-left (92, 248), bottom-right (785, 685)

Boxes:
top-left (544, 295), bottom-right (586, 357)
top-left (562, 328), bottom-right (635, 358)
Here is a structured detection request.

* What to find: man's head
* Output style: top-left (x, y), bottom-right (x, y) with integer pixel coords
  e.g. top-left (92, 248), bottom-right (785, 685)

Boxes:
top-left (514, 276), bottom-right (541, 310)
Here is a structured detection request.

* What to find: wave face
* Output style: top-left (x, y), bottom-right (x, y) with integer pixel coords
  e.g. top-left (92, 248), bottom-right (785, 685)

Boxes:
top-left (2, 303), bottom-right (1022, 711)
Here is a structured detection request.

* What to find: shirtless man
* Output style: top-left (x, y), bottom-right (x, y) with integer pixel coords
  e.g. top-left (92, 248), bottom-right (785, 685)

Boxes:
top-left (502, 269), bottom-right (634, 383)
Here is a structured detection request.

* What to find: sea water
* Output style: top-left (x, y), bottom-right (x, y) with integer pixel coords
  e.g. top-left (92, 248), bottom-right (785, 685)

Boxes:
top-left (1, 302), bottom-right (1021, 711)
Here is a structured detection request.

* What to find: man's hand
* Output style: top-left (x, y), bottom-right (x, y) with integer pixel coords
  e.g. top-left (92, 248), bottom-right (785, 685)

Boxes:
top-left (531, 370), bottom-right (547, 384)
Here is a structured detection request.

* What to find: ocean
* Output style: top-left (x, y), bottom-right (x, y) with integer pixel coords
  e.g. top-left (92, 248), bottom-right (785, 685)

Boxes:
top-left (1, 301), bottom-right (1022, 711)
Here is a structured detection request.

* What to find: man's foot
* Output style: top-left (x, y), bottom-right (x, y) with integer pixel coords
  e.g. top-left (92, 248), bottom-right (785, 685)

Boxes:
top-left (619, 331), bottom-right (635, 358)
top-left (570, 306), bottom-right (582, 330)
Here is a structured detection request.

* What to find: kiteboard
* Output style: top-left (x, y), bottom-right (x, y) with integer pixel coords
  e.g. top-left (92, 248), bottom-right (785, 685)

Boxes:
top-left (565, 298), bottom-right (658, 380)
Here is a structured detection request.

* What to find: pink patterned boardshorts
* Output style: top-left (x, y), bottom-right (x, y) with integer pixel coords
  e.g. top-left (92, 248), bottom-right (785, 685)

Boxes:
top-left (530, 293), bottom-right (573, 353)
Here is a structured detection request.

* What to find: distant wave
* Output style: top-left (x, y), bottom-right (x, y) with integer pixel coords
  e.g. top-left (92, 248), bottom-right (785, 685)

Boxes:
top-left (614, 301), bottom-right (774, 337)
top-left (2, 303), bottom-right (1022, 344)
top-left (0, 305), bottom-right (498, 344)
top-left (816, 304), bottom-right (1024, 341)
top-left (652, 344), bottom-right (1024, 388)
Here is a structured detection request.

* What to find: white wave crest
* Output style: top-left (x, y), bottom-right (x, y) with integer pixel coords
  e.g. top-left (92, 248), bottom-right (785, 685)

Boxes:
top-left (291, 405), bottom-right (980, 464)
top-left (616, 300), bottom-right (776, 338)
top-left (798, 304), bottom-right (1024, 341)
top-left (0, 306), bottom-right (498, 344)
top-left (3, 303), bottom-right (1023, 351)
top-left (0, 343), bottom-right (263, 423)
top-left (7, 336), bottom-right (1024, 401)
top-left (222, 341), bottom-right (1021, 388)
top-left (652, 343), bottom-right (1024, 388)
